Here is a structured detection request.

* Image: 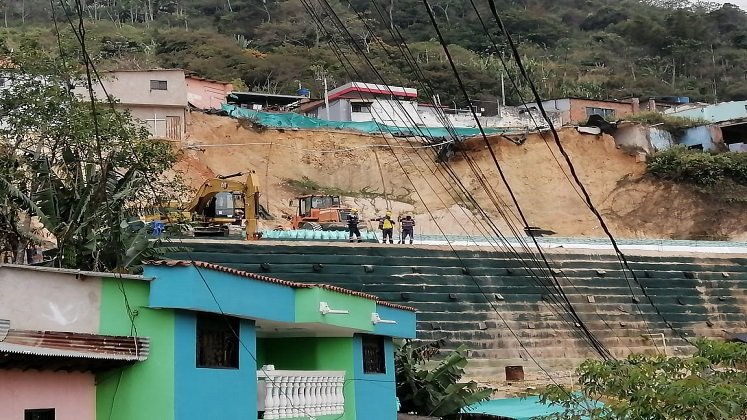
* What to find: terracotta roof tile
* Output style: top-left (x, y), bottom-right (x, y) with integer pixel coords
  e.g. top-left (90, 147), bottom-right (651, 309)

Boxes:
top-left (377, 301), bottom-right (417, 312)
top-left (144, 260), bottom-right (416, 312)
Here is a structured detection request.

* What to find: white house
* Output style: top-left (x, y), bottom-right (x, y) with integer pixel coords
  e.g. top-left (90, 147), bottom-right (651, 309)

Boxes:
top-left (299, 81), bottom-right (560, 131)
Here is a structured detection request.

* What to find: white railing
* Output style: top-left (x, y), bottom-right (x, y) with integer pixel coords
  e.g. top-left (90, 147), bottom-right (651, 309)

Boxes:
top-left (257, 366), bottom-right (345, 419)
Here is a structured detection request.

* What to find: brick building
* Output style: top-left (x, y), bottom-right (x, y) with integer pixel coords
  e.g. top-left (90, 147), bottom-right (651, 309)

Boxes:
top-left (524, 97), bottom-right (640, 125)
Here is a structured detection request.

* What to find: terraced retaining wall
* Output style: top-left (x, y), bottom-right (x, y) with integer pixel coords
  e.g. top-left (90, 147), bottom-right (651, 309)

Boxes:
top-left (168, 240), bottom-right (747, 378)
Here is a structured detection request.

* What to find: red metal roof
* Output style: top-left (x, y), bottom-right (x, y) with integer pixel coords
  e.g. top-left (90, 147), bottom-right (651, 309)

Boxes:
top-left (145, 260), bottom-right (416, 312)
top-left (0, 320), bottom-right (149, 372)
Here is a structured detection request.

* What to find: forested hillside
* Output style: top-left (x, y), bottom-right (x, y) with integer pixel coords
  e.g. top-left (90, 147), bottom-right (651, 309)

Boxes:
top-left (2, 0), bottom-right (746, 106)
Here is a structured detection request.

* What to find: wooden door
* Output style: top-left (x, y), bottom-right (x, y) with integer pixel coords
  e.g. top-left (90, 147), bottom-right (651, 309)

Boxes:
top-left (166, 115), bottom-right (181, 140)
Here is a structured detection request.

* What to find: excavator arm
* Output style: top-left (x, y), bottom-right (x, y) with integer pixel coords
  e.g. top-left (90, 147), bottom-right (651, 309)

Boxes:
top-left (244, 171), bottom-right (261, 240)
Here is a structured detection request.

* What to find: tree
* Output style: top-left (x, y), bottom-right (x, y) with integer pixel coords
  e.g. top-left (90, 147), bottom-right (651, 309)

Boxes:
top-left (0, 42), bottom-right (183, 271)
top-left (538, 339), bottom-right (747, 419)
top-left (395, 340), bottom-right (493, 417)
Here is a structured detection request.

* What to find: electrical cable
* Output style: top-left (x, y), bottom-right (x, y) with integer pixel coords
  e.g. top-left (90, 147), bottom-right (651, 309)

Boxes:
top-left (318, 0), bottom-right (625, 360)
top-left (304, 0), bottom-right (614, 371)
top-left (51, 7), bottom-right (332, 419)
top-left (344, 0), bottom-right (614, 355)
top-left (419, 0), bottom-right (613, 359)
top-left (484, 0), bottom-right (692, 346)
top-left (451, 0), bottom-right (656, 353)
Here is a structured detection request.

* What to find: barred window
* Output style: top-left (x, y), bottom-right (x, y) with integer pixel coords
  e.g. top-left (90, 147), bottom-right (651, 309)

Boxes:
top-left (150, 80), bottom-right (168, 90)
top-left (361, 334), bottom-right (386, 374)
top-left (196, 314), bottom-right (239, 369)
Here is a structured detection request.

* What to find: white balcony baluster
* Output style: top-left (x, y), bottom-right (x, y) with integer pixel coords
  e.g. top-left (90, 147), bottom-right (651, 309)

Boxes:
top-left (258, 370), bottom-right (346, 419)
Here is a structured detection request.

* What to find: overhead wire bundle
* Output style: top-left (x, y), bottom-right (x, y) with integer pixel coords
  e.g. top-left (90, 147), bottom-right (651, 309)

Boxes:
top-left (45, 0), bottom-right (697, 406)
top-left (298, 0), bottom-right (621, 368)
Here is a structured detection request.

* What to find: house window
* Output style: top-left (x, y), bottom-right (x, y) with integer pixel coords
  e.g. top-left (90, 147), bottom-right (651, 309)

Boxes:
top-left (25, 409), bottom-right (55, 420)
top-left (361, 334), bottom-right (386, 374)
top-left (150, 80), bottom-right (168, 90)
top-left (352, 103), bottom-right (371, 113)
top-left (196, 314), bottom-right (240, 369)
top-left (585, 107), bottom-right (615, 118)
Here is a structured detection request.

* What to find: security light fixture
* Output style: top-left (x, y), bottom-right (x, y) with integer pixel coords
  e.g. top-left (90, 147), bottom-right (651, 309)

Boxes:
top-left (371, 313), bottom-right (397, 325)
top-left (319, 302), bottom-right (349, 315)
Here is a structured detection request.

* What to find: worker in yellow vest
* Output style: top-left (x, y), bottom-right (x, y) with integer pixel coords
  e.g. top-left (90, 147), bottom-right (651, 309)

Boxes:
top-left (372, 211), bottom-right (396, 244)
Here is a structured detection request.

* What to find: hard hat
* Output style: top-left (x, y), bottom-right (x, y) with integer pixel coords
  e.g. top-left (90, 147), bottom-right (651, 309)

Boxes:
top-left (352, 208), bottom-right (358, 213)
top-left (386, 211), bottom-right (392, 216)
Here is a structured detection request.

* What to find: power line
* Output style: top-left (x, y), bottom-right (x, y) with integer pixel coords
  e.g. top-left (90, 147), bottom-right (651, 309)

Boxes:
top-left (484, 0), bottom-right (692, 346)
top-left (301, 0), bottom-right (614, 376)
top-left (419, 0), bottom-right (613, 360)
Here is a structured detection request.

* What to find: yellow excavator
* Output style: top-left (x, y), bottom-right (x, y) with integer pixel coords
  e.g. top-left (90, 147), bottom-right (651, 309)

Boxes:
top-left (184, 171), bottom-right (261, 239)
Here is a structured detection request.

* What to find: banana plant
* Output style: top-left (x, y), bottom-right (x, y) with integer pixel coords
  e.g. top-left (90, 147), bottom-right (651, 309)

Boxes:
top-left (395, 340), bottom-right (493, 418)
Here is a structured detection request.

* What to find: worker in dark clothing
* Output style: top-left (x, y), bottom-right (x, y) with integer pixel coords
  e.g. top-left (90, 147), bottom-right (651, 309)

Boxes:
top-left (372, 211), bottom-right (396, 244)
top-left (347, 208), bottom-right (363, 243)
top-left (399, 215), bottom-right (415, 244)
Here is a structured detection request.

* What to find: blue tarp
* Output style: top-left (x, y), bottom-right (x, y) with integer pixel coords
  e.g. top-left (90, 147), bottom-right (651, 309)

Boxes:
top-left (222, 104), bottom-right (506, 138)
top-left (466, 396), bottom-right (602, 420)
top-left (465, 397), bottom-right (566, 419)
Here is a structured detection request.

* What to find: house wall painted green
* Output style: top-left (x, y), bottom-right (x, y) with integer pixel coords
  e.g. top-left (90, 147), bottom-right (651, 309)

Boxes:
top-left (257, 337), bottom-right (357, 420)
top-left (97, 278), bottom-right (176, 420)
top-left (295, 287), bottom-right (375, 330)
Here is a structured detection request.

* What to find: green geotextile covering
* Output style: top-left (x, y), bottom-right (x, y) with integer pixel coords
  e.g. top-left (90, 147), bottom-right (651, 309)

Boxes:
top-left (261, 229), bottom-right (379, 243)
top-left (465, 396), bottom-right (599, 420)
top-left (223, 104), bottom-right (506, 138)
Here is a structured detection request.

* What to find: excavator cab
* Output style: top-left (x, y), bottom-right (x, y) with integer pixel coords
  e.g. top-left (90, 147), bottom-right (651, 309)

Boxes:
top-left (185, 171), bottom-right (261, 239)
top-left (204, 192), bottom-right (243, 219)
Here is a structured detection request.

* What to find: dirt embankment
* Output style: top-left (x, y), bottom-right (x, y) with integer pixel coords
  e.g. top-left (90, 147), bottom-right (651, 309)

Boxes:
top-left (174, 112), bottom-right (747, 241)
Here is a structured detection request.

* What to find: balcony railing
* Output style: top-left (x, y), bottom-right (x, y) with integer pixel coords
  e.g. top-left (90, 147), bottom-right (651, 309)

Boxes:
top-left (258, 367), bottom-right (345, 419)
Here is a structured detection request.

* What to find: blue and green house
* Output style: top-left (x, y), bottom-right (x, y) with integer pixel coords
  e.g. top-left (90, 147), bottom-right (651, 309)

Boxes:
top-left (97, 260), bottom-right (416, 420)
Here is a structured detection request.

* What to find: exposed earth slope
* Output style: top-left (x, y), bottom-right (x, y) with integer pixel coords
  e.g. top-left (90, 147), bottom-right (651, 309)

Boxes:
top-left (175, 112), bottom-right (747, 241)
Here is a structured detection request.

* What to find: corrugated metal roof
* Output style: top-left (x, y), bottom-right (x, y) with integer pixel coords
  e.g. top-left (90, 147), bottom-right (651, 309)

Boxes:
top-left (0, 319), bottom-right (9, 341)
top-left (0, 322), bottom-right (149, 372)
top-left (145, 260), bottom-right (416, 312)
top-left (0, 327), bottom-right (148, 361)
top-left (0, 342), bottom-right (145, 361)
top-left (0, 263), bottom-right (150, 281)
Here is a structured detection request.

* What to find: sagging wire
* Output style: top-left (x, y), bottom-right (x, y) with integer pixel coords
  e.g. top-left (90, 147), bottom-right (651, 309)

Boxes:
top-left (419, 0), bottom-right (614, 360)
top-left (484, 0), bottom-right (692, 346)
top-left (300, 0), bottom-right (616, 378)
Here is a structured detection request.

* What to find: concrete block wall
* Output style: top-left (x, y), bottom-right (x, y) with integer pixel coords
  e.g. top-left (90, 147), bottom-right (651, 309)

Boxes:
top-left (169, 242), bottom-right (747, 378)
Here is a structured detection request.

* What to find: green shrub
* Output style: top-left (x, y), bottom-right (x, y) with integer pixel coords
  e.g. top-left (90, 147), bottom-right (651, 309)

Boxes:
top-left (647, 146), bottom-right (747, 187)
top-left (626, 112), bottom-right (709, 133)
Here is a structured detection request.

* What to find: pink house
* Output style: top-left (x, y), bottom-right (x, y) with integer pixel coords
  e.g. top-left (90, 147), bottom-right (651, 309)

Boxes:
top-left (0, 266), bottom-right (148, 420)
top-left (186, 75), bottom-right (233, 110)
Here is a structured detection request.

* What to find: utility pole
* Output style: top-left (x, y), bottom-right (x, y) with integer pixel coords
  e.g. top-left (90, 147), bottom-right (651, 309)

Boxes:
top-left (323, 76), bottom-right (330, 120)
top-left (501, 72), bottom-right (506, 107)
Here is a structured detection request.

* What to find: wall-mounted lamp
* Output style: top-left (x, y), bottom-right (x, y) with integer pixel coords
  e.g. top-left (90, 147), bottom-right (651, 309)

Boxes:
top-left (319, 302), bottom-right (349, 315)
top-left (371, 313), bottom-right (397, 325)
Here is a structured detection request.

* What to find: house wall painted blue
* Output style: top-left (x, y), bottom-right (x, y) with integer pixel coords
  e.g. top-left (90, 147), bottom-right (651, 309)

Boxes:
top-left (374, 305), bottom-right (417, 338)
top-left (139, 262), bottom-right (417, 420)
top-left (174, 313), bottom-right (257, 420)
top-left (148, 265), bottom-right (295, 322)
top-left (666, 101), bottom-right (747, 123)
top-left (352, 334), bottom-right (397, 420)
top-left (679, 125), bottom-right (726, 152)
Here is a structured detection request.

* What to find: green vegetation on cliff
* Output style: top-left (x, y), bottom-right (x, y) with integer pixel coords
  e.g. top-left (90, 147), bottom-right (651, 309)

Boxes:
top-left (2, 0), bottom-right (747, 106)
